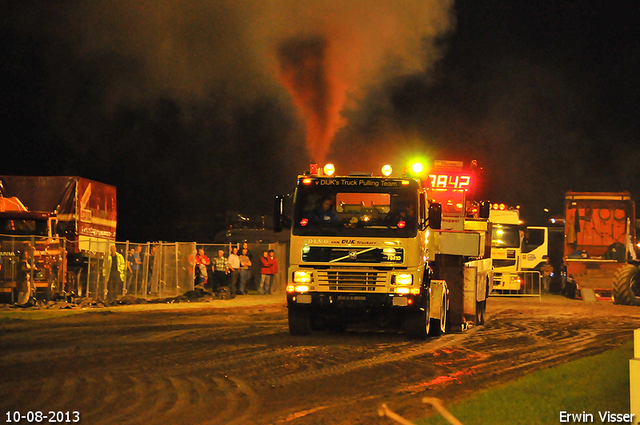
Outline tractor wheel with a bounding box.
[613,264,640,306]
[288,308,311,335]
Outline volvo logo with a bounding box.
[348,250,358,259]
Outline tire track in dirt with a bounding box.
[3,297,640,425]
[262,331,474,387]
[0,371,262,425]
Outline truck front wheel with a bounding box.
[428,294,447,336]
[288,308,312,335]
[404,307,431,339]
[476,300,486,325]
[613,264,640,306]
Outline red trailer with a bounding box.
[564,191,637,302]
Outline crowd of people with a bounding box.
[193,244,279,298]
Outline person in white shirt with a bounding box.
[227,247,240,298]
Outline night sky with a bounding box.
[1,1,639,242]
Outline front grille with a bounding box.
[316,269,388,292]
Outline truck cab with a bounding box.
[0,209,66,301]
[276,160,492,338]
[489,206,548,293]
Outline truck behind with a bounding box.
[0,176,116,301]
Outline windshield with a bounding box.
[491,224,521,248]
[0,218,49,236]
[292,179,418,237]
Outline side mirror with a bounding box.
[274,195,285,233]
[428,202,442,230]
[479,200,490,219]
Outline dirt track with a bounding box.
[1,295,639,425]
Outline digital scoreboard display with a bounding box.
[428,173,472,190]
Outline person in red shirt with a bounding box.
[259,251,270,294]
[265,249,278,294]
[194,248,211,289]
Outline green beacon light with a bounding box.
[411,162,424,174]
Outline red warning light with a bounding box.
[310,163,319,175]
[300,218,309,226]
[397,220,406,229]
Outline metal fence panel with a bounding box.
[490,271,542,299]
[1,236,288,303]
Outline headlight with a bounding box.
[394,287,421,295]
[286,284,310,293]
[293,270,312,283]
[394,273,413,285]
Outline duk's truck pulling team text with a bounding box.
[0,176,116,301]
[275,160,492,338]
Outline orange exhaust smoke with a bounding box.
[276,36,346,165]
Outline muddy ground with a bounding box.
[1,295,639,425]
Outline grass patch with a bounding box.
[417,341,634,425]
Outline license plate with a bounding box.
[337,295,366,301]
[296,294,312,304]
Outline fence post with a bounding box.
[631,328,640,425]
[175,242,180,297]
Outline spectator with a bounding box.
[228,247,240,298]
[103,245,125,301]
[187,247,196,279]
[194,248,210,289]
[258,249,278,295]
[147,246,156,295]
[241,242,254,261]
[238,248,252,295]
[126,248,135,295]
[267,249,278,294]
[259,251,271,295]
[541,259,553,294]
[241,242,256,290]
[212,249,229,291]
[16,250,36,306]
[134,245,143,290]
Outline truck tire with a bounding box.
[428,294,447,336]
[613,264,640,306]
[288,308,311,335]
[404,307,431,339]
[476,300,486,325]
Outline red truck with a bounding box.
[0,176,116,301]
[564,191,638,304]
